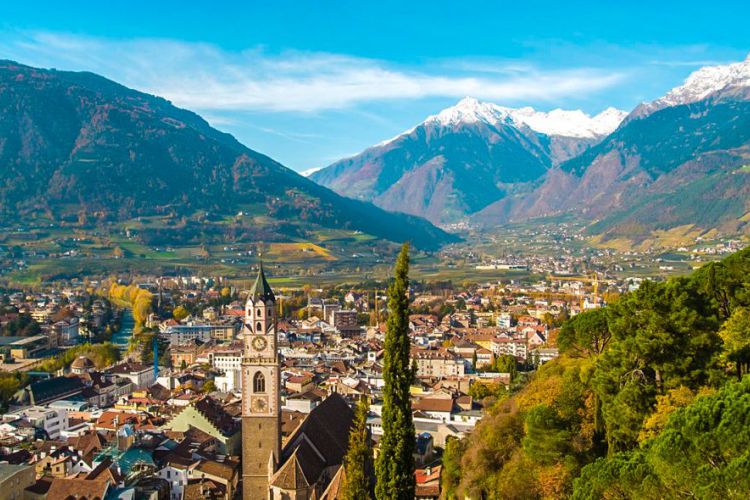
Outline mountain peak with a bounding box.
[421,97,625,139]
[646,54,750,112]
[427,97,515,127]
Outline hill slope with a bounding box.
[0,60,455,250]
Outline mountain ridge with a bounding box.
[0,60,456,250]
[313,54,750,245]
[310,97,623,224]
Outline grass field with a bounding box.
[267,242,336,261]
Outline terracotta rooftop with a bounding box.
[46,478,109,500]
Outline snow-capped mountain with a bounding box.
[385,97,626,144]
[300,166,323,177]
[475,52,750,245]
[637,53,750,116]
[310,97,618,224]
[510,106,627,139]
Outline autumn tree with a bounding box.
[172,305,190,321]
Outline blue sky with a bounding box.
[1,1,749,172]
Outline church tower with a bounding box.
[242,262,281,500]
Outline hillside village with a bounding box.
[0,267,632,499]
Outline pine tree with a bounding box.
[341,398,374,500]
[375,243,416,499]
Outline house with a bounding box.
[16,376,83,406]
[415,465,442,499]
[106,362,155,389]
[285,388,326,414]
[53,318,80,346]
[163,397,241,454]
[158,456,197,500]
[0,464,35,500]
[45,477,111,500]
[190,459,240,499]
[412,349,465,378]
[5,406,68,439]
[412,397,454,422]
[331,310,359,336]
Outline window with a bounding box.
[253,372,266,393]
[256,322,262,332]
[257,308,262,316]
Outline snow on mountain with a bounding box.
[300,166,323,177]
[425,96,518,128]
[511,106,628,139]
[380,97,626,146]
[643,52,750,113]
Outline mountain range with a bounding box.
[0,60,455,250]
[311,97,626,224]
[312,54,750,246]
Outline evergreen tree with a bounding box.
[375,243,416,499]
[342,398,374,500]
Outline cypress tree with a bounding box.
[375,242,416,499]
[342,398,374,500]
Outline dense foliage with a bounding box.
[443,246,750,498]
[109,283,153,327]
[36,342,120,373]
[0,312,41,337]
[376,243,416,499]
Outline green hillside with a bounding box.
[443,245,750,498]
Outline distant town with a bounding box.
[0,256,695,499]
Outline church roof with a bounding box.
[279,393,354,490]
[270,438,325,491]
[318,465,345,500]
[249,262,275,302]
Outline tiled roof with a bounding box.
[270,439,324,490]
[46,478,109,500]
[413,397,454,413]
[193,396,240,437]
[195,459,237,482]
[282,393,354,472]
[28,376,83,404]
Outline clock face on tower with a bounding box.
[251,396,268,413]
[252,335,267,351]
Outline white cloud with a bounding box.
[0,31,627,113]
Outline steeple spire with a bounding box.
[249,259,275,302]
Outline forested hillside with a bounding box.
[443,246,750,499]
[0,60,454,250]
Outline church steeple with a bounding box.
[242,260,281,500]
[249,261,275,303]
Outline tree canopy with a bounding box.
[442,246,750,498]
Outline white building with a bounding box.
[5,406,68,439]
[209,350,242,392]
[107,362,155,389]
